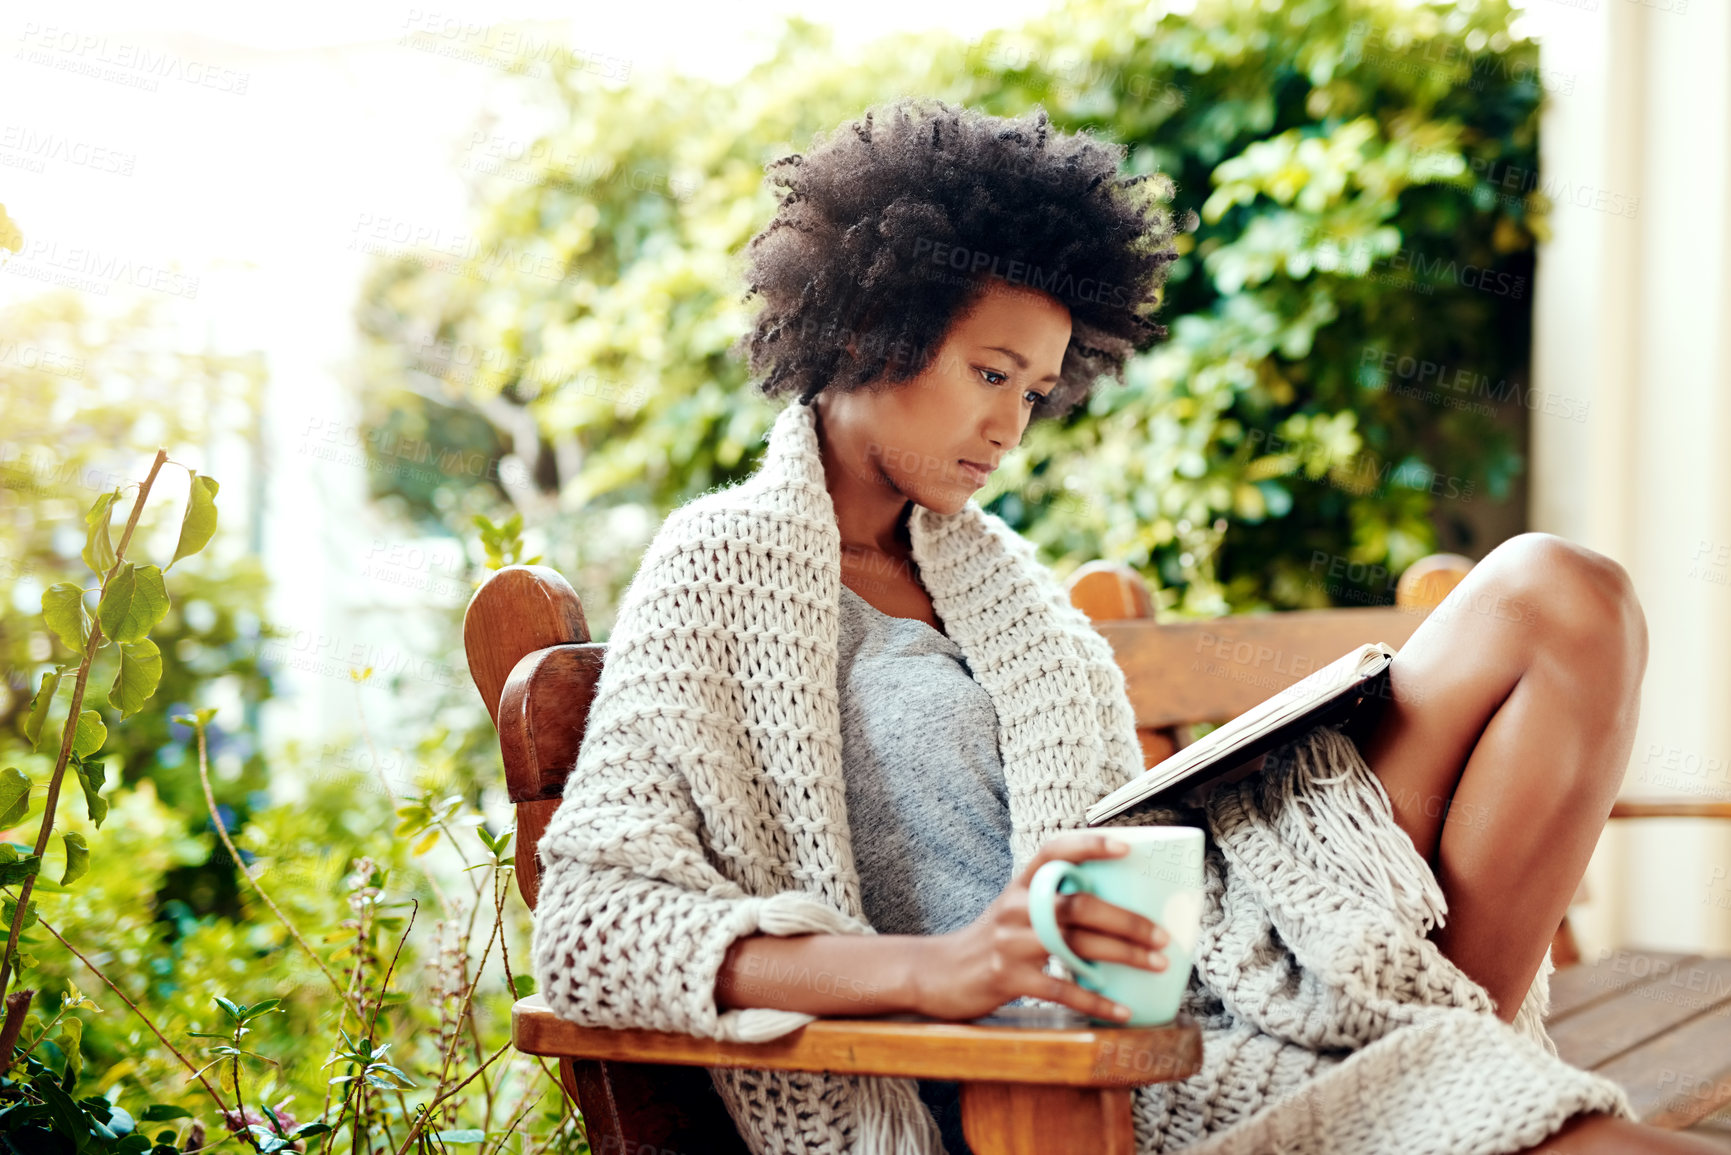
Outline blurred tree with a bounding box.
[355,0,1546,625]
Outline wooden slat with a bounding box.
[1595,1000,1731,1129]
[962,1084,1136,1155]
[498,643,605,803]
[513,798,560,910]
[513,996,1202,1087]
[1067,561,1156,622]
[1548,955,1731,1069]
[1098,609,1429,730]
[1546,950,1702,1023]
[1395,552,1475,610]
[462,565,590,728]
[1610,801,1731,821]
[571,1056,751,1155]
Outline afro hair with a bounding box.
[731,97,1188,421]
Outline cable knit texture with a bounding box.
[530,397,1636,1154]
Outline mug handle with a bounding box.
[1028,860,1105,985]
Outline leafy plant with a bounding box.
[1,454,575,1153]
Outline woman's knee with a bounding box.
[1482,532,1648,679]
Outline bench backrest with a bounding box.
[462,553,1474,908]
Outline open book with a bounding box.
[1086,641,1398,824]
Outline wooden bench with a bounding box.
[463,550,1731,1154]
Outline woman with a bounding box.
[531,99,1713,1154]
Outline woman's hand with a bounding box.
[913,832,1171,1022]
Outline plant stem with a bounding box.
[191,719,366,1023]
[430,896,502,1099]
[484,1074,542,1155]
[34,913,231,1114]
[370,900,416,1040]
[493,870,519,1009]
[231,1027,245,1146]
[389,1041,511,1155]
[0,449,169,1007]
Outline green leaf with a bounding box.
[141,1105,192,1122]
[60,832,88,887]
[169,473,219,570]
[0,768,31,829]
[23,669,63,750]
[292,1122,334,1139]
[510,973,536,998]
[71,760,107,829]
[96,563,170,644]
[432,1130,486,1144]
[23,669,62,750]
[30,1073,89,1151]
[4,897,38,931]
[71,711,106,761]
[58,1016,82,1086]
[140,1105,192,1122]
[109,638,163,719]
[171,707,218,731]
[42,584,90,654]
[213,995,241,1020]
[0,854,40,885]
[82,490,120,578]
[240,998,281,1021]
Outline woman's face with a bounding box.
[815,277,1072,526]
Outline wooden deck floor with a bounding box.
[1545,947,1731,1147]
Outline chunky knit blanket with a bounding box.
[530,398,1635,1155]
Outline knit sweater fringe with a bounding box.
[1125,723,1634,1153]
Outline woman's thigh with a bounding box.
[1351,532,1643,865]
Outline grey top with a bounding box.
[835,583,1014,1155]
[835,583,1015,937]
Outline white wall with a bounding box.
[1530,0,1731,956]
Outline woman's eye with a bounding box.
[977,367,1009,386]
[1024,390,1045,407]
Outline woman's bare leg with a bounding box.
[1338,546,1713,1155]
[1352,531,1649,1022]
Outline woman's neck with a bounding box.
[814,402,917,557]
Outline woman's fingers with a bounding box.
[1016,832,1129,885]
[1058,926,1168,972]
[1055,891,1169,951]
[1040,971,1137,1022]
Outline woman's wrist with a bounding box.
[901,932,950,1018]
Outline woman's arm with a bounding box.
[531,514,877,1042]
[716,932,927,1016]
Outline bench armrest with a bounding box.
[512,996,1202,1087]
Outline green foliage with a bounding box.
[95,565,171,647]
[474,513,540,571]
[0,290,274,816]
[0,771,30,830]
[168,476,218,572]
[357,0,1543,627]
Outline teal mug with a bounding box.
[1028,826,1205,1026]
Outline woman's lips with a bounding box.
[958,460,993,487]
